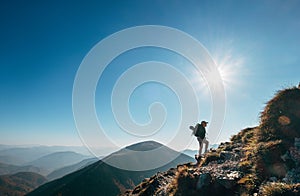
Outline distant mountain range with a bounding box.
[0,145,99,165]
[28,141,194,196]
[0,144,114,195]
[182,144,219,157]
[26,151,90,175]
[0,162,46,176]
[0,151,92,178]
[0,154,99,195]
[0,146,60,165]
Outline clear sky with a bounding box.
[1,0,300,151]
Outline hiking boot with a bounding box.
[195,154,202,161]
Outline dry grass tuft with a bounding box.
[259,87,300,142]
[259,182,300,196]
[167,165,198,196]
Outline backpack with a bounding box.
[195,123,206,139]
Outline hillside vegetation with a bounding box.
[124,86,300,196]
[0,172,47,196]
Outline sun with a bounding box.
[185,44,245,97]
[212,50,245,91]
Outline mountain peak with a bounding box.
[125,140,163,151]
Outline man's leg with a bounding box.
[197,137,203,156]
[203,138,209,153]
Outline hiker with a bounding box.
[190,121,209,157]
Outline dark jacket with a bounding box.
[195,124,206,139]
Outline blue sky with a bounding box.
[1,0,300,151]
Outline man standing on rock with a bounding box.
[190,121,209,158]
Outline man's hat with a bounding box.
[201,121,208,124]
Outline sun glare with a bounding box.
[188,50,244,96]
[213,50,245,91]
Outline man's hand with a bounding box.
[189,126,194,130]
